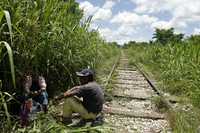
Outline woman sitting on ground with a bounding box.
[21,74,48,126]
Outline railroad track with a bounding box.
[103,53,172,133]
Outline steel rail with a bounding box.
[134,63,172,109]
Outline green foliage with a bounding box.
[123,41,148,49]
[15,113,113,133]
[0,41,16,130]
[126,33,200,131]
[127,42,200,98]
[0,41,16,88]
[152,96,169,113]
[153,28,184,45]
[0,0,120,132]
[0,9,15,88]
[186,34,200,45]
[0,10,16,130]
[0,0,118,96]
[168,108,200,133]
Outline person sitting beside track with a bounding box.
[20,74,48,127]
[55,68,104,127]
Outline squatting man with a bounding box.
[55,69,104,126]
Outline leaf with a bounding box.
[3,10,13,46]
[0,91,11,127]
[0,41,16,88]
[0,11,4,23]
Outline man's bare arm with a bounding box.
[64,86,80,97]
[54,86,80,100]
[69,85,81,92]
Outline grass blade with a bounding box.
[0,41,16,88]
[0,11,4,23]
[3,10,13,46]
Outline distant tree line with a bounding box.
[123,27,200,48]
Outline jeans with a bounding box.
[33,91,48,105]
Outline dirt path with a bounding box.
[104,54,171,133]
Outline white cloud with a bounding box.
[193,28,200,35]
[132,0,168,14]
[131,0,200,15]
[99,25,149,45]
[99,27,127,44]
[151,19,187,30]
[151,21,171,29]
[93,0,117,20]
[93,8,112,20]
[80,0,200,44]
[131,0,200,30]
[79,1,99,17]
[102,1,116,9]
[80,0,152,44]
[80,1,117,21]
[98,11,157,44]
[111,11,158,26]
[117,25,136,36]
[99,27,116,42]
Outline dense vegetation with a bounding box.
[0,0,119,132]
[1,0,200,132]
[125,28,200,132]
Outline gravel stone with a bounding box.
[104,56,171,133]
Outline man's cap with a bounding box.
[76,69,94,77]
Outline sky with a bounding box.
[76,0,200,45]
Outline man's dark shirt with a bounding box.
[74,81,104,114]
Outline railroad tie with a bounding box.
[104,55,172,133]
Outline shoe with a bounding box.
[91,115,104,127]
[71,119,89,127]
[62,117,72,125]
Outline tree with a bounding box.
[123,41,137,48]
[186,35,200,45]
[153,28,184,45]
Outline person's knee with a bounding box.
[64,97,75,105]
[82,113,96,120]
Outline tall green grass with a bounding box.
[0,0,120,132]
[0,0,119,95]
[0,9,16,130]
[127,43,200,102]
[126,41,200,132]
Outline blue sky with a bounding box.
[76,0,200,44]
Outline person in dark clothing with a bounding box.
[20,75,33,127]
[55,69,104,126]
